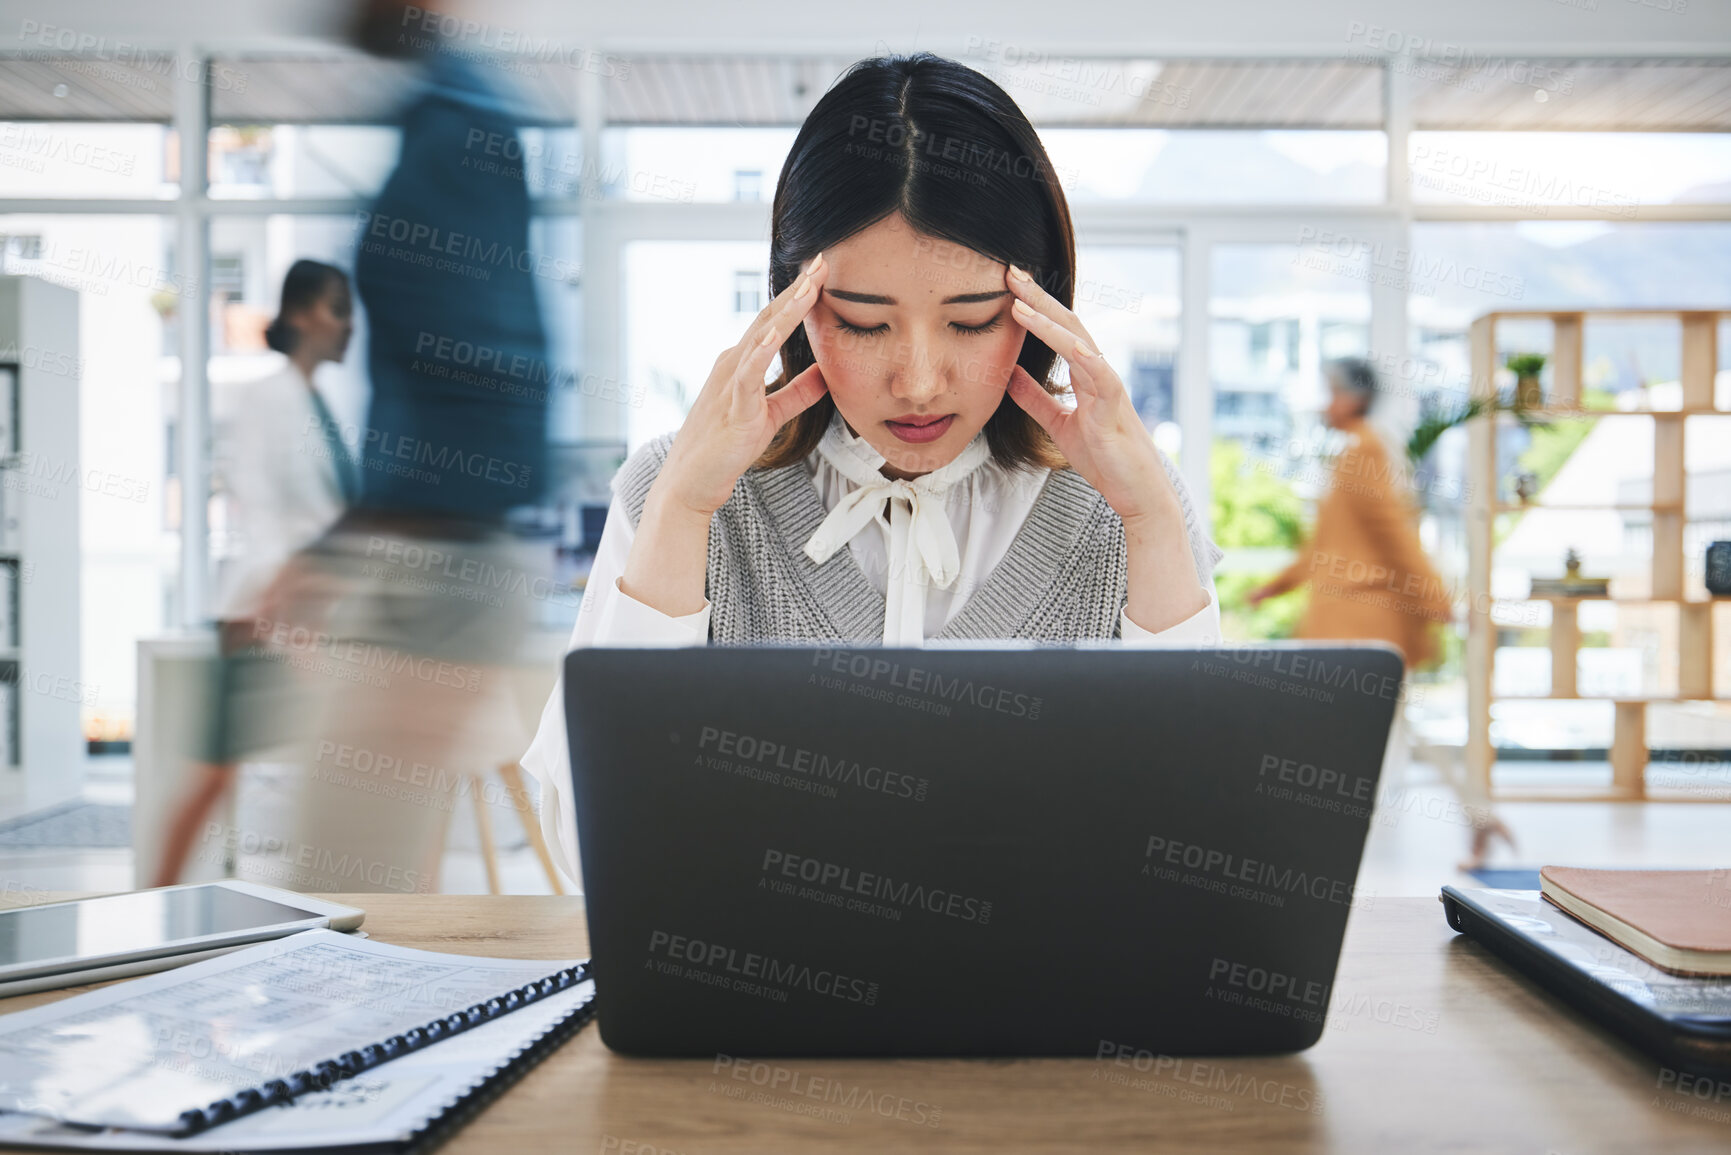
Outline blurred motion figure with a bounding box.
[152,260,356,886]
[1247,357,1513,868]
[230,0,556,893]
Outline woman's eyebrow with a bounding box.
[826,288,1010,305]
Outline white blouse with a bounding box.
[211,364,349,620]
[520,418,1222,889]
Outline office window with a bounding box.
[625,241,770,448]
[1072,245,1181,437]
[207,125,401,200]
[733,169,764,201]
[1409,132,1731,210]
[1210,242,1371,461]
[209,254,246,303]
[0,122,177,198]
[732,270,763,314]
[602,126,1389,206]
[602,128,795,202]
[1042,130,1387,204]
[1407,222,1731,409]
[1208,240,1374,644]
[209,126,272,189]
[205,123,583,201]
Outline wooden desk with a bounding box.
[6,896,1727,1153]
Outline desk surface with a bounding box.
[6,895,1727,1154]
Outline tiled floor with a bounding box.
[0,759,1724,901]
[1359,772,1731,896]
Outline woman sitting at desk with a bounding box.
[521,53,1223,885]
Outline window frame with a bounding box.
[2,49,1727,627]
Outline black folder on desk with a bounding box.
[1441,886,1731,1077]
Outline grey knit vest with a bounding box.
[612,433,1222,644]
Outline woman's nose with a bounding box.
[888,340,944,402]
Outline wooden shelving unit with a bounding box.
[1466,308,1729,802]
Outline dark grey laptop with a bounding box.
[563,643,1403,1057]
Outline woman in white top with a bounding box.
[152,259,357,885]
[214,264,359,621]
[522,54,1223,889]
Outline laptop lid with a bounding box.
[564,644,1402,1057]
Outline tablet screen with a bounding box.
[0,888,321,970]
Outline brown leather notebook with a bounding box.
[1539,866,1731,976]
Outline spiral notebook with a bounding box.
[0,929,596,1148]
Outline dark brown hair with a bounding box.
[265,259,348,355]
[757,53,1075,473]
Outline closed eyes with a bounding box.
[834,316,1004,337]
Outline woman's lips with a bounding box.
[884,414,955,444]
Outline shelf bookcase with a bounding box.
[0,276,83,808]
[1466,308,1729,803]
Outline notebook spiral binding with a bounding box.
[176,961,593,1135]
[404,979,601,1155]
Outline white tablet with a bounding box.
[0,881,366,996]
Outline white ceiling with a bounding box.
[3,0,1730,128]
[1411,60,1731,131]
[600,58,1386,128]
[5,51,1730,132]
[7,0,1730,55]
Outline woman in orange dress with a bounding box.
[1248,357,1513,868]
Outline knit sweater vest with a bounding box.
[611,432,1223,644]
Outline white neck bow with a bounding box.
[802,416,992,645]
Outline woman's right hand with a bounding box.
[648,252,832,519]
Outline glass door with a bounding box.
[1187,219,1404,641]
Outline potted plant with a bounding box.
[1506,352,1547,411]
[1405,387,1549,466]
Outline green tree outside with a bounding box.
[1210,439,1309,641]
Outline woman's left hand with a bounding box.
[1001,264,1182,534]
[1004,262,1210,633]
